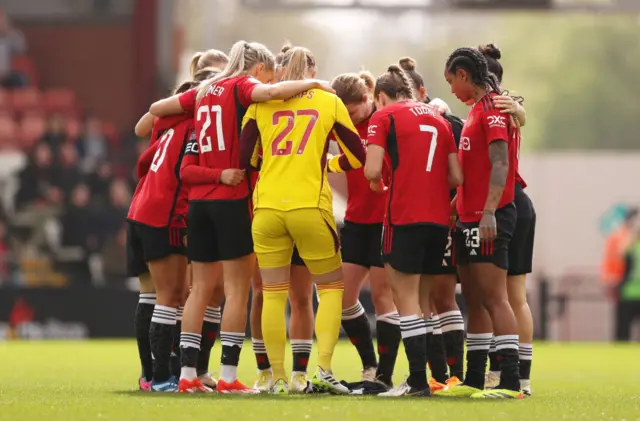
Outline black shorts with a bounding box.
[291,246,305,266]
[126,220,186,277]
[433,230,457,275]
[382,223,449,275]
[455,202,517,270]
[508,185,536,276]
[341,221,384,268]
[187,198,253,263]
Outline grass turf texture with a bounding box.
[1,341,638,421]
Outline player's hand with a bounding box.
[479,210,497,241]
[220,169,245,186]
[313,80,336,94]
[494,95,518,114]
[370,180,387,193]
[449,210,458,230]
[429,98,451,115]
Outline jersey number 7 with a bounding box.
[271,109,319,156]
[197,105,225,153]
[419,124,438,172]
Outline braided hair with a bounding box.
[445,47,501,94]
[374,64,415,101]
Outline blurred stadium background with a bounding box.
[0,0,639,342]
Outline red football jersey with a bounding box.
[367,101,457,226]
[456,93,517,222]
[127,118,194,227]
[342,112,387,224]
[179,76,259,201]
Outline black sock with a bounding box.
[197,307,221,376]
[489,336,501,372]
[220,332,244,377]
[426,316,448,384]
[495,335,520,391]
[291,339,313,373]
[342,302,378,369]
[464,333,492,390]
[375,312,401,385]
[150,305,177,382]
[439,310,465,380]
[519,343,533,381]
[170,307,182,378]
[400,315,428,391]
[180,333,201,368]
[251,338,271,370]
[135,293,155,380]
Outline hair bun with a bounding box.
[399,57,416,71]
[280,42,292,54]
[479,44,501,60]
[387,64,403,74]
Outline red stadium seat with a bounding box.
[43,88,78,115]
[19,114,46,150]
[11,87,42,114]
[65,118,81,140]
[102,121,120,146]
[11,55,39,87]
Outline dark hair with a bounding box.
[478,44,503,83]
[173,67,220,95]
[626,207,639,223]
[399,57,424,90]
[445,47,500,94]
[374,65,415,100]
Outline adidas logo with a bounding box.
[470,249,477,256]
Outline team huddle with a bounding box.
[127,40,535,399]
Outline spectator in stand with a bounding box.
[601,207,638,298]
[60,183,99,253]
[0,9,28,88]
[87,161,114,205]
[42,113,69,154]
[52,141,83,199]
[99,178,130,242]
[0,217,9,284]
[100,223,129,283]
[618,217,640,341]
[77,115,108,174]
[15,142,62,209]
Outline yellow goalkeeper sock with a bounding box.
[261,282,289,381]
[315,281,344,372]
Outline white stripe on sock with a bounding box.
[151,305,177,325]
[376,312,400,326]
[495,334,519,351]
[342,301,365,320]
[400,315,427,339]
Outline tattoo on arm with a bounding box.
[484,140,509,210]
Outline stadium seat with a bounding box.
[10,87,42,114]
[11,55,38,87]
[19,114,46,150]
[102,121,120,146]
[43,88,78,115]
[65,117,81,140]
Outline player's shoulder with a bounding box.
[474,93,501,113]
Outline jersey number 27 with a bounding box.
[197,105,225,153]
[271,109,319,156]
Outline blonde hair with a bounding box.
[189,49,229,78]
[174,66,221,95]
[196,41,275,101]
[279,46,316,81]
[331,71,374,104]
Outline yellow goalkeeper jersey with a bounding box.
[239,88,365,213]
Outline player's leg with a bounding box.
[292,209,349,394]
[378,225,433,397]
[369,265,400,388]
[425,297,448,392]
[288,254,314,393]
[196,263,222,388]
[432,273,465,385]
[127,222,154,391]
[340,222,378,379]
[178,203,219,393]
[468,205,522,399]
[252,209,292,393]
[170,266,190,379]
[250,266,275,392]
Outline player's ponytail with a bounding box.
[280,46,316,81]
[358,71,375,94]
[374,64,415,100]
[399,56,425,96]
[189,52,204,78]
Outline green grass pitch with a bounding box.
[1,341,638,421]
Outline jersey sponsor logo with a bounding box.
[487,115,507,128]
[460,136,471,151]
[185,141,199,155]
[368,125,377,136]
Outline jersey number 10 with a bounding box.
[419,124,438,172]
[150,128,175,172]
[271,109,319,156]
[197,105,225,153]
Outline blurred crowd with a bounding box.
[0,8,140,288]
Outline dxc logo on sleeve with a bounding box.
[487,115,506,128]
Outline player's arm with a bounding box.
[327,98,366,173]
[483,110,510,213]
[493,95,526,127]
[363,112,389,183]
[250,79,334,102]
[150,88,196,116]
[136,141,158,179]
[135,113,155,138]
[446,128,463,188]
[239,104,261,170]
